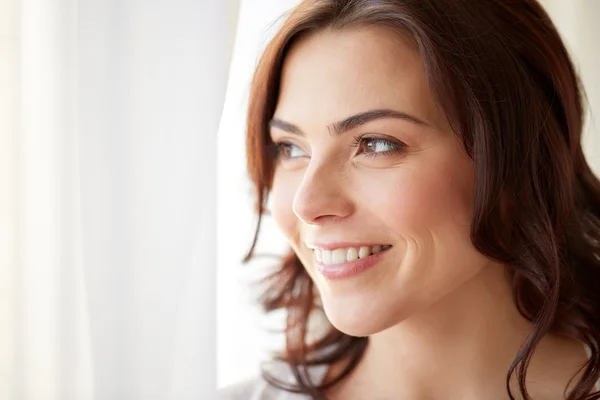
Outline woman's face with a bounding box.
[269,26,489,336]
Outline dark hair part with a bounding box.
[244,0,600,398]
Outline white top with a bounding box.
[217,362,328,400]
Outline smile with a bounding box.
[310,244,392,280]
[313,244,392,265]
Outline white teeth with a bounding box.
[314,249,322,263]
[332,248,346,264]
[347,247,358,262]
[322,249,332,265]
[315,245,390,265]
[358,246,370,259]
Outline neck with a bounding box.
[325,265,587,399]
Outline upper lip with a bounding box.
[305,241,391,250]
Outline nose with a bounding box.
[292,161,354,224]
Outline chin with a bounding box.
[320,294,402,337]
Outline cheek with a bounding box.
[269,171,300,243]
[360,157,474,236]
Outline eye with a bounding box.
[352,136,405,157]
[271,141,308,160]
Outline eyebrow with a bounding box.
[269,109,428,137]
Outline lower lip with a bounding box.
[315,248,391,280]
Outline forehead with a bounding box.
[274,26,443,129]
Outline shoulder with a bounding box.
[217,362,328,400]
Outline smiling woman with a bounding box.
[219,0,600,399]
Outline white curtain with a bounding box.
[1,0,237,399]
[216,0,600,389]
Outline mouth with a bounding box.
[313,244,392,265]
[310,244,392,280]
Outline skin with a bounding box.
[268,26,588,399]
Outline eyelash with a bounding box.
[268,135,406,160]
[268,142,300,160]
[349,135,406,158]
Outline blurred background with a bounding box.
[1,0,598,399]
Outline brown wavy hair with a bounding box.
[243,0,600,398]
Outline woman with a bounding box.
[220,0,600,398]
